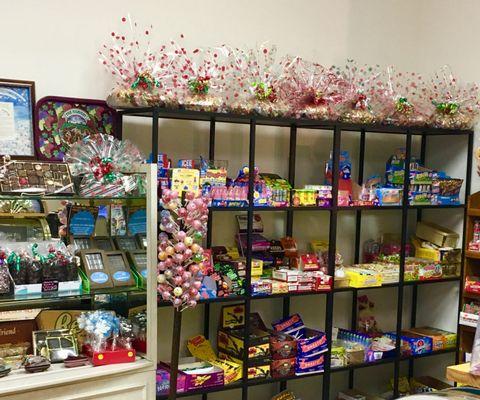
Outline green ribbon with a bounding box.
[395,97,414,114]
[432,100,459,115]
[31,243,55,264]
[251,82,276,102]
[7,252,21,272]
[131,72,159,90]
[188,77,210,95]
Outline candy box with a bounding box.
[217,305,270,360]
[271,280,289,294]
[385,331,432,356]
[418,260,442,280]
[294,253,319,271]
[218,351,270,380]
[280,237,298,258]
[270,332,297,360]
[157,358,224,394]
[296,283,314,292]
[345,267,382,288]
[297,329,328,358]
[271,357,296,378]
[268,240,285,266]
[376,188,402,206]
[295,354,324,375]
[292,189,317,207]
[404,327,456,351]
[416,221,459,248]
[272,268,299,283]
[465,276,480,295]
[272,314,306,338]
[251,279,272,297]
[312,273,333,291]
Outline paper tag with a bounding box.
[42,280,59,292]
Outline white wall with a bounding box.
[2,0,478,399]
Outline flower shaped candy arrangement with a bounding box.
[100,17,480,129]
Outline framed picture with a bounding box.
[92,236,115,251]
[0,79,35,158]
[105,251,135,287]
[113,236,139,251]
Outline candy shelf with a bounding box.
[119,107,473,400]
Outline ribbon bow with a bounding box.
[354,93,369,110]
[188,76,211,95]
[89,156,118,184]
[395,97,414,114]
[131,72,159,91]
[432,100,459,115]
[7,252,21,271]
[251,82,277,102]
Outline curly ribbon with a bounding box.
[131,72,159,91]
[188,76,210,95]
[7,252,21,271]
[395,97,414,114]
[32,243,55,263]
[312,90,327,106]
[90,156,117,183]
[432,100,459,115]
[251,82,277,102]
[353,93,369,110]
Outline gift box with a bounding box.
[156,358,224,395]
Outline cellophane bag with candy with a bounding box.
[7,249,28,286]
[428,66,480,130]
[99,16,177,109]
[167,37,229,112]
[0,249,10,294]
[375,67,430,126]
[334,60,381,124]
[225,44,290,117]
[284,57,347,120]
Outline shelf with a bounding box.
[466,251,480,259]
[119,107,474,136]
[468,209,480,217]
[0,195,146,202]
[0,357,154,396]
[0,287,146,310]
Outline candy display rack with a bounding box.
[0,164,158,400]
[117,107,473,400]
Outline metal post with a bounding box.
[323,126,341,400]
[168,309,183,400]
[393,132,412,397]
[242,119,256,400]
[152,108,159,164]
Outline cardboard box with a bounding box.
[272,269,299,283]
[0,319,36,352]
[404,327,456,351]
[270,332,297,360]
[386,331,432,356]
[416,221,459,248]
[35,310,85,345]
[218,350,270,380]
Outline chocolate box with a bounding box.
[270,332,297,360]
[271,357,296,379]
[295,354,324,375]
[297,328,328,358]
[218,350,271,380]
[0,319,36,353]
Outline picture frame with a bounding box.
[113,236,140,252]
[0,79,36,158]
[105,251,135,287]
[91,236,115,251]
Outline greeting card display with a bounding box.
[35,96,118,162]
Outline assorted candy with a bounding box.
[100,18,480,129]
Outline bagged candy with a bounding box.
[0,250,11,294]
[428,66,480,129]
[7,250,27,286]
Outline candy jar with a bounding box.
[225,44,290,117]
[428,66,480,130]
[284,57,346,120]
[374,67,429,126]
[334,60,381,124]
[99,16,176,109]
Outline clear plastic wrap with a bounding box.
[99,15,176,109]
[225,43,290,117]
[65,134,144,197]
[283,57,347,120]
[375,67,430,126]
[428,66,480,129]
[334,60,381,124]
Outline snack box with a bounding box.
[272,269,299,283]
[156,358,224,395]
[187,335,242,384]
[344,267,382,288]
[416,221,459,248]
[292,189,317,207]
[313,273,332,291]
[376,188,402,206]
[250,279,272,297]
[459,312,478,328]
[270,332,297,360]
[218,350,270,380]
[465,276,480,295]
[271,357,296,379]
[295,354,324,375]
[293,253,320,271]
[297,329,328,358]
[404,327,456,351]
[271,280,289,294]
[385,331,432,356]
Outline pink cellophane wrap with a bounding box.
[428,66,480,129]
[283,57,347,120]
[99,15,177,109]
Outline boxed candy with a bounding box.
[271,357,296,379]
[217,351,270,380]
[404,327,456,351]
[385,331,433,356]
[295,354,325,375]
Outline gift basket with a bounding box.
[334,60,381,124]
[99,16,176,109]
[225,44,290,117]
[375,67,430,126]
[77,310,136,366]
[428,66,480,129]
[65,134,145,197]
[167,38,230,112]
[284,57,347,120]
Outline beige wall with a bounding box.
[1,0,478,398]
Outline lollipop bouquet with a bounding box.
[77,310,136,366]
[285,58,347,120]
[65,134,144,197]
[374,67,430,126]
[226,44,290,117]
[335,60,381,124]
[99,16,176,108]
[157,189,209,311]
[428,66,480,129]
[168,38,229,112]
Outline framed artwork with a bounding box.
[35,96,119,162]
[0,79,35,158]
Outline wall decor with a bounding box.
[0,79,35,158]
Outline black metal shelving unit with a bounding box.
[118,107,474,400]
